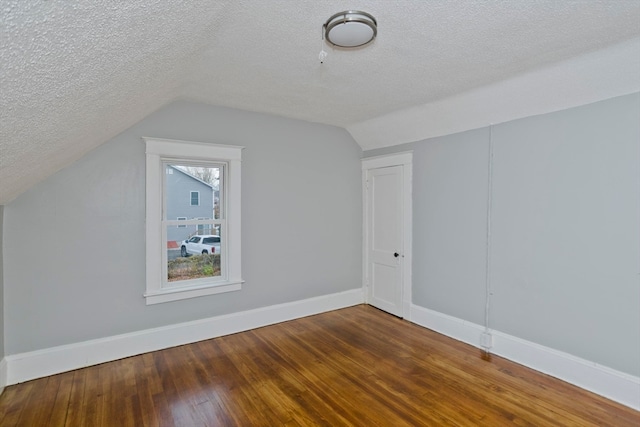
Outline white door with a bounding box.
[364,153,411,318]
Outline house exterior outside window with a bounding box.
[165,166,213,243]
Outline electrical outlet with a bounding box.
[481,332,493,348]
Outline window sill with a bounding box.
[144,280,243,305]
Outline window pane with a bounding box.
[167,225,222,282]
[165,164,220,221]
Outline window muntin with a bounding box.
[144,137,243,304]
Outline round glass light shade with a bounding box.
[324,11,377,48]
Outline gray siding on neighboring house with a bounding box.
[3,101,362,354]
[364,92,640,377]
[165,166,215,243]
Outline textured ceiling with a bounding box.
[1,1,640,204]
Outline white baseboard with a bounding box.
[6,293,637,411]
[0,358,7,396]
[5,288,364,385]
[410,304,640,411]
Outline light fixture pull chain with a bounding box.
[319,25,328,64]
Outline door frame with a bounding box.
[362,152,413,319]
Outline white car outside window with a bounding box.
[181,235,221,256]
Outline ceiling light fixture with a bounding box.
[323,10,377,48]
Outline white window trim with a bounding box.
[190,191,200,206]
[143,137,244,305]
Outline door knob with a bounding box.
[394,252,400,258]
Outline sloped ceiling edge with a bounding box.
[348,38,640,151]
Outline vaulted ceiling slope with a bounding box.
[1,1,639,204]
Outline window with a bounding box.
[190,191,200,206]
[144,137,243,304]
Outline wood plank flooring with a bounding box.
[0,305,637,426]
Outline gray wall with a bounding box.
[0,205,4,359]
[365,93,640,377]
[3,101,363,354]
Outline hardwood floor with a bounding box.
[0,305,637,426]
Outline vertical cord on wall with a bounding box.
[483,124,495,355]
